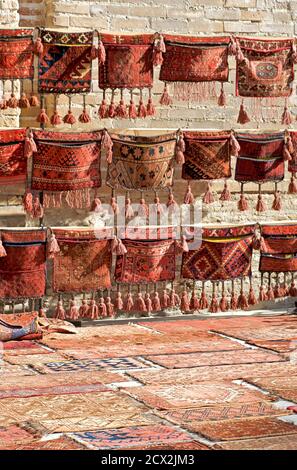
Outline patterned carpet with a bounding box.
[1,315,297,450]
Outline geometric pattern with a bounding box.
[236,37,294,98]
[0,29,34,80]
[38,30,93,93]
[0,129,27,185]
[260,224,297,273]
[216,435,297,450]
[182,131,232,180]
[106,132,177,190]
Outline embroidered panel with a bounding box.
[0,129,27,185]
[0,29,34,80]
[260,224,297,273]
[38,30,94,94]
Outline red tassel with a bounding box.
[274,284,283,299]
[34,37,43,56]
[175,132,185,165]
[29,95,39,107]
[145,293,153,315]
[199,285,209,309]
[50,110,62,126]
[281,102,293,125]
[91,197,102,213]
[167,191,178,213]
[288,174,297,194]
[153,34,166,66]
[111,196,119,214]
[37,108,49,124]
[7,93,18,108]
[0,98,7,110]
[128,96,137,119]
[209,286,219,313]
[90,45,98,60]
[79,299,89,318]
[68,299,79,321]
[98,40,106,65]
[286,135,294,154]
[135,293,147,312]
[152,292,161,311]
[32,196,44,219]
[238,193,249,211]
[184,182,194,204]
[98,297,107,318]
[138,197,149,218]
[230,291,238,310]
[237,100,250,124]
[106,297,115,318]
[248,285,257,306]
[203,183,214,204]
[160,83,172,106]
[256,194,267,212]
[272,191,282,210]
[179,235,189,253]
[238,289,249,310]
[154,195,163,215]
[98,93,108,119]
[63,110,76,125]
[219,291,229,312]
[259,285,267,302]
[218,83,226,106]
[47,232,60,258]
[266,285,275,301]
[102,129,113,164]
[124,292,134,312]
[79,108,91,123]
[18,93,30,108]
[283,146,292,161]
[169,288,180,308]
[24,131,37,158]
[138,96,147,118]
[181,290,190,312]
[230,133,240,157]
[116,96,128,118]
[125,197,134,219]
[0,238,7,258]
[23,190,33,215]
[160,290,170,309]
[88,299,99,320]
[108,97,116,118]
[289,281,297,297]
[115,291,123,311]
[112,237,127,255]
[190,290,200,310]
[220,181,231,201]
[54,300,65,320]
[146,96,156,116]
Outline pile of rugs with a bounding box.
[0,315,297,450]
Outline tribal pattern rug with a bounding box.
[246,339,297,353]
[235,37,295,98]
[114,239,177,283]
[182,131,232,180]
[186,417,297,441]
[5,352,69,366]
[70,424,193,450]
[156,402,291,424]
[0,229,47,299]
[246,375,297,392]
[52,228,112,293]
[235,132,285,183]
[1,436,86,450]
[260,224,297,274]
[38,30,94,94]
[0,424,38,447]
[106,132,177,190]
[0,29,34,80]
[212,325,297,341]
[145,349,283,369]
[124,441,210,450]
[0,129,28,185]
[216,435,297,450]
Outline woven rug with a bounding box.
[212,325,297,342]
[0,424,38,447]
[70,424,193,450]
[145,349,283,369]
[128,362,297,385]
[247,375,297,391]
[182,131,232,180]
[0,391,147,427]
[52,228,112,293]
[0,230,47,299]
[31,357,151,374]
[1,436,86,451]
[186,417,297,441]
[156,401,291,424]
[216,434,297,450]
[271,389,297,402]
[246,339,297,353]
[26,412,159,434]
[0,364,37,378]
[125,441,210,450]
[5,352,69,366]
[0,129,28,185]
[106,132,177,190]
[0,29,34,80]
[3,347,51,358]
[0,382,108,400]
[3,340,40,350]
[126,383,267,410]
[260,224,297,274]
[38,30,93,94]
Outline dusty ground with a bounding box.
[1,314,297,450]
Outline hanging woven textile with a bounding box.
[0,28,37,112]
[181,130,238,204]
[49,228,114,320]
[235,132,288,211]
[0,128,29,185]
[105,131,182,216]
[0,229,47,299]
[233,36,296,124]
[23,130,103,218]
[159,35,231,105]
[98,33,162,119]
[181,224,257,313]
[37,29,96,124]
[114,230,188,314]
[288,131,297,194]
[259,224,297,300]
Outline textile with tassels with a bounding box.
[0,129,29,185]
[159,35,230,103]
